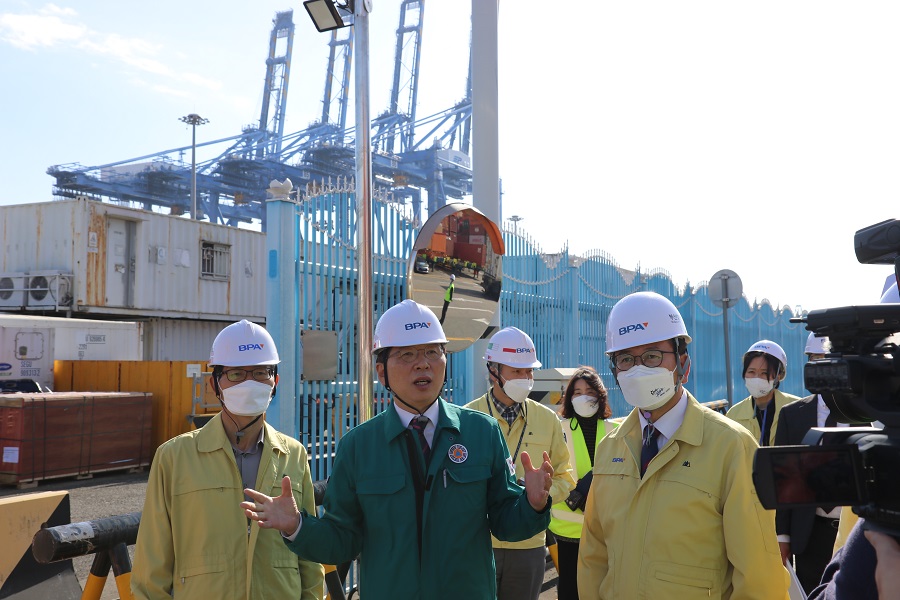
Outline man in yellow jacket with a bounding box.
[578,292,789,600]
[131,321,324,600]
[466,326,575,600]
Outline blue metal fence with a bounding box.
[271,190,809,481]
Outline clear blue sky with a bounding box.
[1,1,897,312]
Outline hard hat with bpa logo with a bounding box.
[743,340,787,371]
[804,332,830,355]
[373,299,448,352]
[209,319,280,366]
[483,327,542,368]
[605,291,691,354]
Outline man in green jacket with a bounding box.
[242,300,554,600]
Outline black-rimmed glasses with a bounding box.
[222,367,275,383]
[610,350,676,371]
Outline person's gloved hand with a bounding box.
[564,472,593,512]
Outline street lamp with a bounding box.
[179,113,209,220]
[304,0,374,423]
[509,214,524,233]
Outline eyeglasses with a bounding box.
[611,350,676,371]
[390,346,446,364]
[222,367,275,383]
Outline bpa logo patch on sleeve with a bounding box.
[506,456,516,477]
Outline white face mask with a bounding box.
[617,365,677,411]
[572,395,600,418]
[745,377,775,399]
[221,380,274,416]
[502,378,533,404]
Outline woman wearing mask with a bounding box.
[726,340,802,446]
[549,366,617,600]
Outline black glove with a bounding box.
[564,472,593,512]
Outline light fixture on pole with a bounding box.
[179,113,209,220]
[304,0,374,423]
[303,0,352,32]
[509,214,524,233]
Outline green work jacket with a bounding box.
[285,398,550,600]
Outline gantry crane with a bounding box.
[47,2,474,230]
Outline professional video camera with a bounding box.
[753,218,900,537]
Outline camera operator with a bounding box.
[804,278,900,599]
[807,519,894,600]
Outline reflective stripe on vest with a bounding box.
[549,418,612,539]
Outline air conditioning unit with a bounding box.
[24,271,73,310]
[0,274,26,309]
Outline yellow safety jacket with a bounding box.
[726,389,801,446]
[549,417,618,540]
[131,413,324,600]
[578,392,789,600]
[465,393,575,549]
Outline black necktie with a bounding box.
[825,411,838,428]
[641,425,661,478]
[409,416,431,465]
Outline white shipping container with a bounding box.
[0,198,265,320]
[0,314,143,390]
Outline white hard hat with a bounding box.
[880,282,899,303]
[483,326,542,368]
[209,320,280,366]
[605,292,691,354]
[373,299,448,352]
[450,274,456,281]
[804,332,830,355]
[744,340,787,370]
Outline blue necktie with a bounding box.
[641,425,660,478]
[409,416,431,464]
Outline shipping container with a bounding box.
[0,197,265,320]
[0,314,143,390]
[0,391,152,487]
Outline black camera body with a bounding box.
[753,219,900,536]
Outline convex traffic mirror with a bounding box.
[407,203,505,354]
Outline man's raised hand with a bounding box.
[521,450,553,511]
[241,475,301,536]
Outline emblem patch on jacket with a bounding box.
[448,444,468,464]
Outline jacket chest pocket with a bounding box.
[356,474,406,548]
[444,464,491,513]
[522,429,551,453]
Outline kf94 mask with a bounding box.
[617,365,676,411]
[221,380,274,416]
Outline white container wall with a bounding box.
[142,317,237,361]
[0,314,143,390]
[0,198,265,320]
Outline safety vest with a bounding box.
[548,418,616,540]
[444,283,454,302]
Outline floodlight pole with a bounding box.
[355,0,374,424]
[179,113,209,220]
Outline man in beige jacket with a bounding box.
[466,326,574,600]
